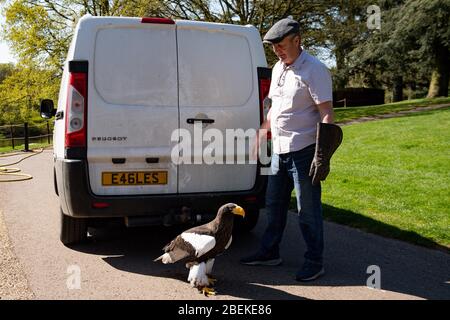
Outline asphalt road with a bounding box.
[1,149,449,300]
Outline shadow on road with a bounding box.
[69,223,304,299]
[68,210,450,300]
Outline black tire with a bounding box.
[233,209,260,233]
[60,209,88,245]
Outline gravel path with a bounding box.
[0,209,34,300]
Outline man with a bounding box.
[241,17,342,282]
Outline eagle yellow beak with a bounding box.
[232,206,245,217]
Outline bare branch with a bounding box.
[41,1,73,22]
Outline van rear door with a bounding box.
[86,19,178,196]
[176,22,261,193]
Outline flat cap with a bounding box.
[263,17,300,44]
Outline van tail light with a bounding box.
[257,67,272,140]
[65,61,88,156]
[92,202,110,209]
[244,196,258,203]
[141,17,175,24]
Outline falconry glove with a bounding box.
[309,123,343,186]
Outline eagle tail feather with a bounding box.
[154,253,173,264]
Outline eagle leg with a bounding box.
[207,276,217,285]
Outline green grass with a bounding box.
[0,142,52,154]
[293,108,450,250]
[335,97,450,123]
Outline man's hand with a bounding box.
[251,106,272,161]
[250,128,269,161]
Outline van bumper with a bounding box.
[56,159,267,219]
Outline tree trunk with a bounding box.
[393,75,403,102]
[408,81,416,100]
[334,50,348,90]
[427,44,449,98]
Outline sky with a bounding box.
[0,3,16,64]
[0,41,15,64]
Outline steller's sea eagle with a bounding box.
[154,203,245,296]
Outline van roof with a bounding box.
[76,14,257,32]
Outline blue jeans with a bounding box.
[261,144,324,265]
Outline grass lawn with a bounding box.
[334,97,450,123]
[0,143,51,154]
[301,107,449,250]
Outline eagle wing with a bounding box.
[180,232,216,258]
[154,225,216,264]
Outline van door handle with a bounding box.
[146,157,159,164]
[112,158,126,164]
[186,118,215,124]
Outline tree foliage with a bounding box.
[344,0,449,99]
[0,62,59,124]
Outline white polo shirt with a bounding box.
[268,49,332,154]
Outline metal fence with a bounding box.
[0,122,53,151]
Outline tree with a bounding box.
[343,0,450,99]
[390,0,450,98]
[0,61,60,124]
[320,0,370,90]
[343,2,411,101]
[152,1,331,65]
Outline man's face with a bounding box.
[272,34,301,65]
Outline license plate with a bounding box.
[102,171,168,186]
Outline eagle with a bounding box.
[154,203,245,296]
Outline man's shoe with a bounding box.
[240,252,282,266]
[296,262,325,282]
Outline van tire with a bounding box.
[234,209,259,233]
[60,209,88,245]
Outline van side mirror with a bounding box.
[40,99,56,119]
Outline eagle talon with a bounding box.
[199,287,216,297]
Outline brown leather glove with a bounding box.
[309,123,343,186]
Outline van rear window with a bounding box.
[94,27,177,107]
[178,29,253,107]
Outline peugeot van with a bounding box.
[41,15,271,245]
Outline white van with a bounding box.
[41,15,271,245]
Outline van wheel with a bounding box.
[60,209,87,245]
[233,209,259,233]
